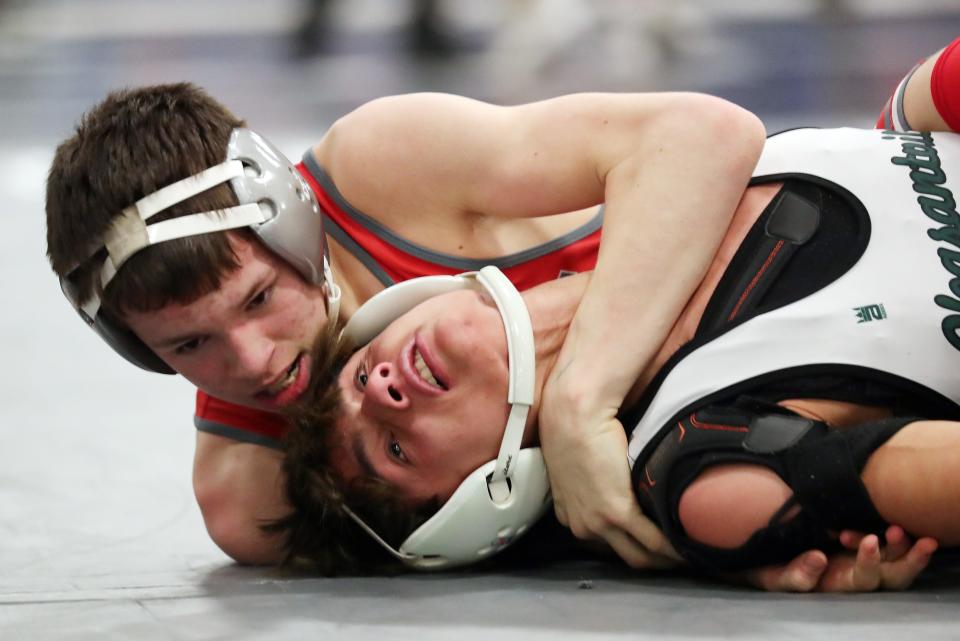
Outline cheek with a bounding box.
[460,395,511,454]
[178,361,237,399]
[274,289,325,335]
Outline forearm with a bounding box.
[551,96,766,411]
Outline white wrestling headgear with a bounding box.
[59,128,341,374]
[339,266,552,570]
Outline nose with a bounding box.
[362,361,410,411]
[224,323,274,381]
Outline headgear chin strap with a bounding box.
[59,128,341,373]
[340,266,552,570]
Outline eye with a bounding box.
[174,337,205,355]
[388,439,407,463]
[247,286,272,310]
[354,360,369,390]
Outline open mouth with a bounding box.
[265,357,301,395]
[256,352,310,406]
[413,345,447,390]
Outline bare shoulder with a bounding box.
[305,91,759,231]
[309,94,502,219]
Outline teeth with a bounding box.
[266,361,299,395]
[413,348,442,388]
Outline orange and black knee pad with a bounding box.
[633,401,915,572]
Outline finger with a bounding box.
[620,511,683,562]
[881,537,939,591]
[850,534,882,590]
[753,551,827,592]
[838,530,866,550]
[604,528,679,570]
[881,525,911,561]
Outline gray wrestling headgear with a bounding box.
[59,128,341,374]
[339,266,552,570]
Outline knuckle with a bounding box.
[624,552,651,570]
[568,522,592,540]
[552,506,568,525]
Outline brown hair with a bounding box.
[266,327,440,575]
[46,83,247,318]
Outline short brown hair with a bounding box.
[267,328,440,575]
[46,82,247,318]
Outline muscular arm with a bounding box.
[193,432,289,565]
[318,91,762,225]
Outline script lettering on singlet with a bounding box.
[884,130,960,350]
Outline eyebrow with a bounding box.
[352,430,384,482]
[151,275,268,349]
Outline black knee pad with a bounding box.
[633,401,916,572]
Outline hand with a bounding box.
[538,390,681,569]
[816,526,938,592]
[746,526,938,592]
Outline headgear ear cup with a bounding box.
[228,129,328,287]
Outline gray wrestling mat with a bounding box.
[3,2,960,639]
[4,549,960,640]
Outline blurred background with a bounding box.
[2,1,960,639]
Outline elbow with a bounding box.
[670,93,767,171]
[194,469,287,566]
[204,510,285,567]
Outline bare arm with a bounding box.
[317,92,759,221]
[193,432,289,565]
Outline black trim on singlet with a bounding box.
[322,214,397,287]
[301,150,606,272]
[194,417,284,450]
